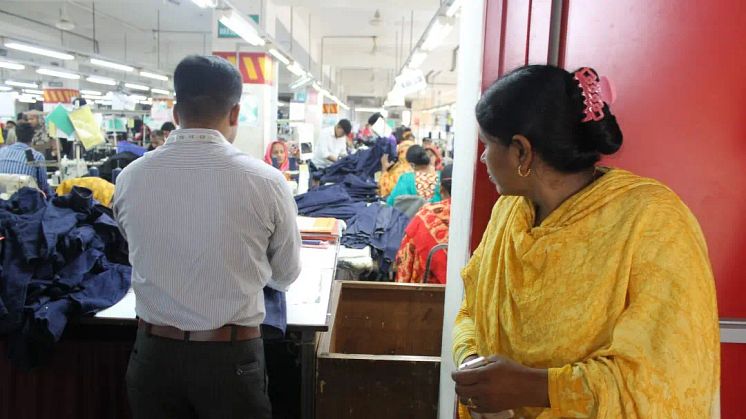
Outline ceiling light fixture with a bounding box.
[90,58,134,72]
[4,42,74,60]
[5,80,38,89]
[86,75,117,86]
[80,89,101,96]
[286,61,306,77]
[407,51,428,69]
[0,86,13,92]
[125,83,150,91]
[0,60,25,71]
[140,71,169,81]
[36,68,80,79]
[421,17,454,51]
[150,88,171,95]
[191,0,218,8]
[268,48,291,65]
[219,10,265,46]
[17,96,37,103]
[445,0,463,18]
[23,88,44,95]
[289,75,312,90]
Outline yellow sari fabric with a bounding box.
[453,169,720,418]
[379,140,414,197]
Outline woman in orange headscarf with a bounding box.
[264,140,289,171]
[378,139,415,197]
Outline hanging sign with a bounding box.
[213,51,274,85]
[43,88,80,104]
[322,103,339,114]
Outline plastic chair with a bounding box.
[423,243,448,284]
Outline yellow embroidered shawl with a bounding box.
[453,169,720,418]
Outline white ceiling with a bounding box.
[0,0,459,106]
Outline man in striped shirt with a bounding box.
[0,122,49,194]
[113,55,301,419]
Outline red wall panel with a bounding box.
[561,0,746,318]
[721,343,746,419]
[473,0,551,251]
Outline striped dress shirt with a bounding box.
[113,129,302,331]
[0,142,49,193]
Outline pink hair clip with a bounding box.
[574,67,616,123]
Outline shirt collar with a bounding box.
[165,129,229,145]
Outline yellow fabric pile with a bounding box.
[57,177,116,207]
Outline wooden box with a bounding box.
[316,281,445,419]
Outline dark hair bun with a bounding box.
[579,107,623,155]
[476,65,625,173]
[406,145,431,166]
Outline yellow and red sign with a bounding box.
[322,103,339,114]
[43,88,80,104]
[212,52,274,85]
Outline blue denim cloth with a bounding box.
[342,175,379,202]
[295,184,368,222]
[262,287,286,341]
[116,141,146,157]
[341,203,410,278]
[0,186,131,369]
[316,137,397,184]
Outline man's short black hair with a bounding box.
[161,121,176,132]
[337,119,352,135]
[173,55,243,123]
[15,122,34,144]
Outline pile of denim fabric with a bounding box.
[316,136,397,184]
[340,203,410,280]
[295,184,367,223]
[0,187,131,368]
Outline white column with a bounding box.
[438,1,487,417]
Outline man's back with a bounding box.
[114,129,301,331]
[0,142,47,192]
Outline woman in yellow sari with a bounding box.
[451,65,720,418]
[378,139,414,197]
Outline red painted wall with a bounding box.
[474,0,746,416]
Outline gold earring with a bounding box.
[518,164,531,177]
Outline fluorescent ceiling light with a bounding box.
[140,71,169,81]
[289,75,312,90]
[23,89,44,95]
[129,94,147,101]
[445,0,463,17]
[86,75,117,86]
[191,0,217,8]
[150,88,171,95]
[36,68,80,79]
[219,10,265,46]
[125,83,150,91]
[5,80,38,89]
[17,96,37,103]
[421,17,454,51]
[268,48,290,65]
[355,107,385,113]
[408,51,428,69]
[0,86,13,92]
[90,58,134,72]
[82,94,101,100]
[286,61,305,77]
[0,60,25,71]
[4,42,74,60]
[80,89,101,96]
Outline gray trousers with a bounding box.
[126,327,272,419]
